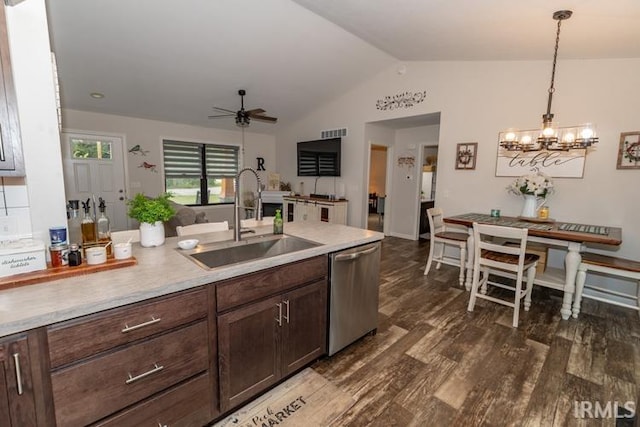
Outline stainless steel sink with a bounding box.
[183,234,321,270]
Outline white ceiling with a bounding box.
[45,0,640,134]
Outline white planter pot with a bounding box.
[139,221,165,247]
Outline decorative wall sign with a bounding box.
[455,143,477,170]
[376,90,426,111]
[617,131,640,169]
[495,145,586,178]
[397,156,415,169]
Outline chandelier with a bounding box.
[499,10,598,152]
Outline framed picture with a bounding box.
[267,172,280,190]
[617,131,640,169]
[455,142,477,170]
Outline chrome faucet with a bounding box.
[234,167,263,241]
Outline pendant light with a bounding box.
[499,10,598,152]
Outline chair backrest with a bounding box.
[240,216,275,228]
[176,221,229,236]
[376,196,385,214]
[111,229,140,243]
[472,222,530,274]
[427,207,446,235]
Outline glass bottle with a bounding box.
[67,200,82,245]
[273,209,283,235]
[97,198,112,256]
[81,198,97,244]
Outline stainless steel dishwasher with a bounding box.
[328,241,381,356]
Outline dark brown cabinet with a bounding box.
[0,334,37,427]
[46,287,213,427]
[218,280,326,412]
[216,256,328,413]
[281,282,327,375]
[0,1,25,176]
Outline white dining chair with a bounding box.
[467,222,540,328]
[424,207,468,287]
[176,221,229,236]
[240,216,275,228]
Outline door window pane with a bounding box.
[71,138,112,160]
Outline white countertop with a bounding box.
[0,222,383,338]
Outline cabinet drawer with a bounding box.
[48,287,207,368]
[216,256,327,312]
[51,321,208,427]
[94,373,212,427]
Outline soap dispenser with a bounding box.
[273,209,283,235]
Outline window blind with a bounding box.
[205,144,239,178]
[163,140,239,178]
[163,140,202,178]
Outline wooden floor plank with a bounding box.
[521,336,573,427]
[393,352,457,410]
[567,313,607,385]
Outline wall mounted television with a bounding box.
[297,137,341,176]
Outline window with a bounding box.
[163,140,239,205]
[70,137,112,160]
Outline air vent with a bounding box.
[321,128,347,139]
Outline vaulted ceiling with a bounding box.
[45,0,640,134]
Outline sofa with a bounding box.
[164,201,209,237]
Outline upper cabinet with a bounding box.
[0,1,25,176]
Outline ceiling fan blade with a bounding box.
[245,108,265,115]
[211,106,237,114]
[248,113,278,123]
[208,113,235,119]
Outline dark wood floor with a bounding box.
[312,236,640,427]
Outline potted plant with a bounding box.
[126,193,175,247]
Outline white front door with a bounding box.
[61,132,128,231]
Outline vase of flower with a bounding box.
[508,172,554,218]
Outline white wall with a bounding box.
[4,0,66,243]
[277,58,640,259]
[62,109,277,223]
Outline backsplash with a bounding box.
[0,177,33,241]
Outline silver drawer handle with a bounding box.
[13,353,23,395]
[158,423,167,427]
[125,363,164,384]
[275,303,282,326]
[283,300,290,324]
[335,245,378,261]
[121,316,161,333]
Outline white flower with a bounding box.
[507,172,554,198]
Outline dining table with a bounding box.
[444,213,623,320]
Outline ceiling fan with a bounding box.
[208,89,277,127]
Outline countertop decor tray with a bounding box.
[517,216,556,224]
[0,257,137,291]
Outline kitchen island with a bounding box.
[0,222,383,426]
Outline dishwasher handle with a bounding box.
[334,244,379,262]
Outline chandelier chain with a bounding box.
[548,18,563,96]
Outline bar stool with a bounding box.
[424,207,468,287]
[467,222,539,328]
[573,253,640,318]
